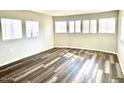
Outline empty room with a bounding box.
[0,10,124,83]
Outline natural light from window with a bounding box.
[1,18,22,40]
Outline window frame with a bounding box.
[98,18,116,34]
[55,21,67,33]
[75,20,81,33]
[1,18,22,41]
[54,17,116,34]
[68,20,75,33]
[90,19,97,33]
[26,20,40,38]
[82,20,90,34]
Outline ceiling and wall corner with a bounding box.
[31,10,112,16]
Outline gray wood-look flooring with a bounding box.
[0,48,124,83]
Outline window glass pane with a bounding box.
[83,20,89,33]
[99,18,115,33]
[121,17,124,41]
[55,21,67,33]
[68,21,74,33]
[1,18,22,40]
[90,20,97,33]
[12,20,22,39]
[26,21,39,38]
[75,20,81,33]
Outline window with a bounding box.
[90,20,97,33]
[68,21,75,33]
[99,18,115,33]
[1,18,22,40]
[55,21,67,33]
[75,20,81,33]
[121,17,124,41]
[83,20,89,33]
[26,21,39,38]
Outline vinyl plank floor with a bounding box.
[0,47,124,83]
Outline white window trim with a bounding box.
[1,18,22,41]
[55,21,67,33]
[26,21,40,38]
[98,18,116,34]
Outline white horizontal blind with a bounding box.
[75,20,81,33]
[1,18,22,40]
[90,20,97,33]
[55,21,67,33]
[26,21,39,38]
[83,20,89,33]
[99,18,115,33]
[68,21,75,33]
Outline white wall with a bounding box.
[54,11,118,53]
[0,10,54,66]
[55,33,117,53]
[0,10,119,67]
[117,11,124,74]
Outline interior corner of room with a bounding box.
[0,10,124,83]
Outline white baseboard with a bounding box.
[54,46,117,54]
[117,53,124,75]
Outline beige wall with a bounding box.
[0,10,54,66]
[0,10,119,67]
[54,11,118,53]
[117,11,124,74]
[55,34,117,53]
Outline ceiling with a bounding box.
[32,10,112,16]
